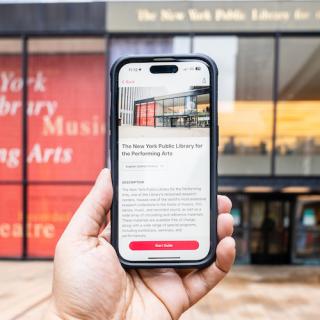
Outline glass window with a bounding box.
[0,39,22,181]
[194,37,274,175]
[276,37,320,175]
[185,96,197,117]
[28,184,91,257]
[155,117,163,127]
[109,37,191,66]
[135,103,141,125]
[163,98,174,116]
[186,116,197,128]
[146,101,155,127]
[28,38,106,181]
[197,94,210,128]
[250,201,266,255]
[174,97,185,115]
[163,117,171,127]
[0,39,22,258]
[0,185,22,257]
[139,103,147,126]
[155,100,163,116]
[293,196,320,262]
[197,94,210,114]
[225,194,250,263]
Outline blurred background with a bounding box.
[0,0,319,319]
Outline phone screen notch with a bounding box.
[150,65,178,74]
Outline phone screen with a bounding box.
[117,60,211,262]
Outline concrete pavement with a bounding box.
[1,262,319,320]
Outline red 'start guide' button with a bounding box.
[129,240,199,251]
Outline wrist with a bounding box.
[43,298,84,320]
[43,299,62,320]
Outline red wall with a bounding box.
[0,54,105,257]
[135,101,155,127]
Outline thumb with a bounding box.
[63,168,113,239]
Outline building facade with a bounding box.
[0,0,319,264]
[129,88,210,128]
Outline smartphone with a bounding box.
[110,54,218,268]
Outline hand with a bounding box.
[44,169,235,320]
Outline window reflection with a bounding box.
[294,196,320,261]
[193,37,274,175]
[174,97,184,115]
[197,94,209,114]
[276,38,320,175]
[226,194,250,263]
[163,99,174,115]
[155,100,163,116]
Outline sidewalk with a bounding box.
[1,262,319,320]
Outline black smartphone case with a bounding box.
[109,54,218,269]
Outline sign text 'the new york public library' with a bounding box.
[106,1,320,32]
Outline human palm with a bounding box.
[45,169,235,320]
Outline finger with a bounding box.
[137,268,189,320]
[99,221,111,243]
[177,197,233,278]
[64,168,113,239]
[182,237,235,307]
[217,195,232,214]
[176,269,194,278]
[217,213,234,240]
[98,210,111,233]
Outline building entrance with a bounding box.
[170,116,186,127]
[250,195,294,264]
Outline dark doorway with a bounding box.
[250,195,294,264]
[169,117,176,127]
[170,116,188,127]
